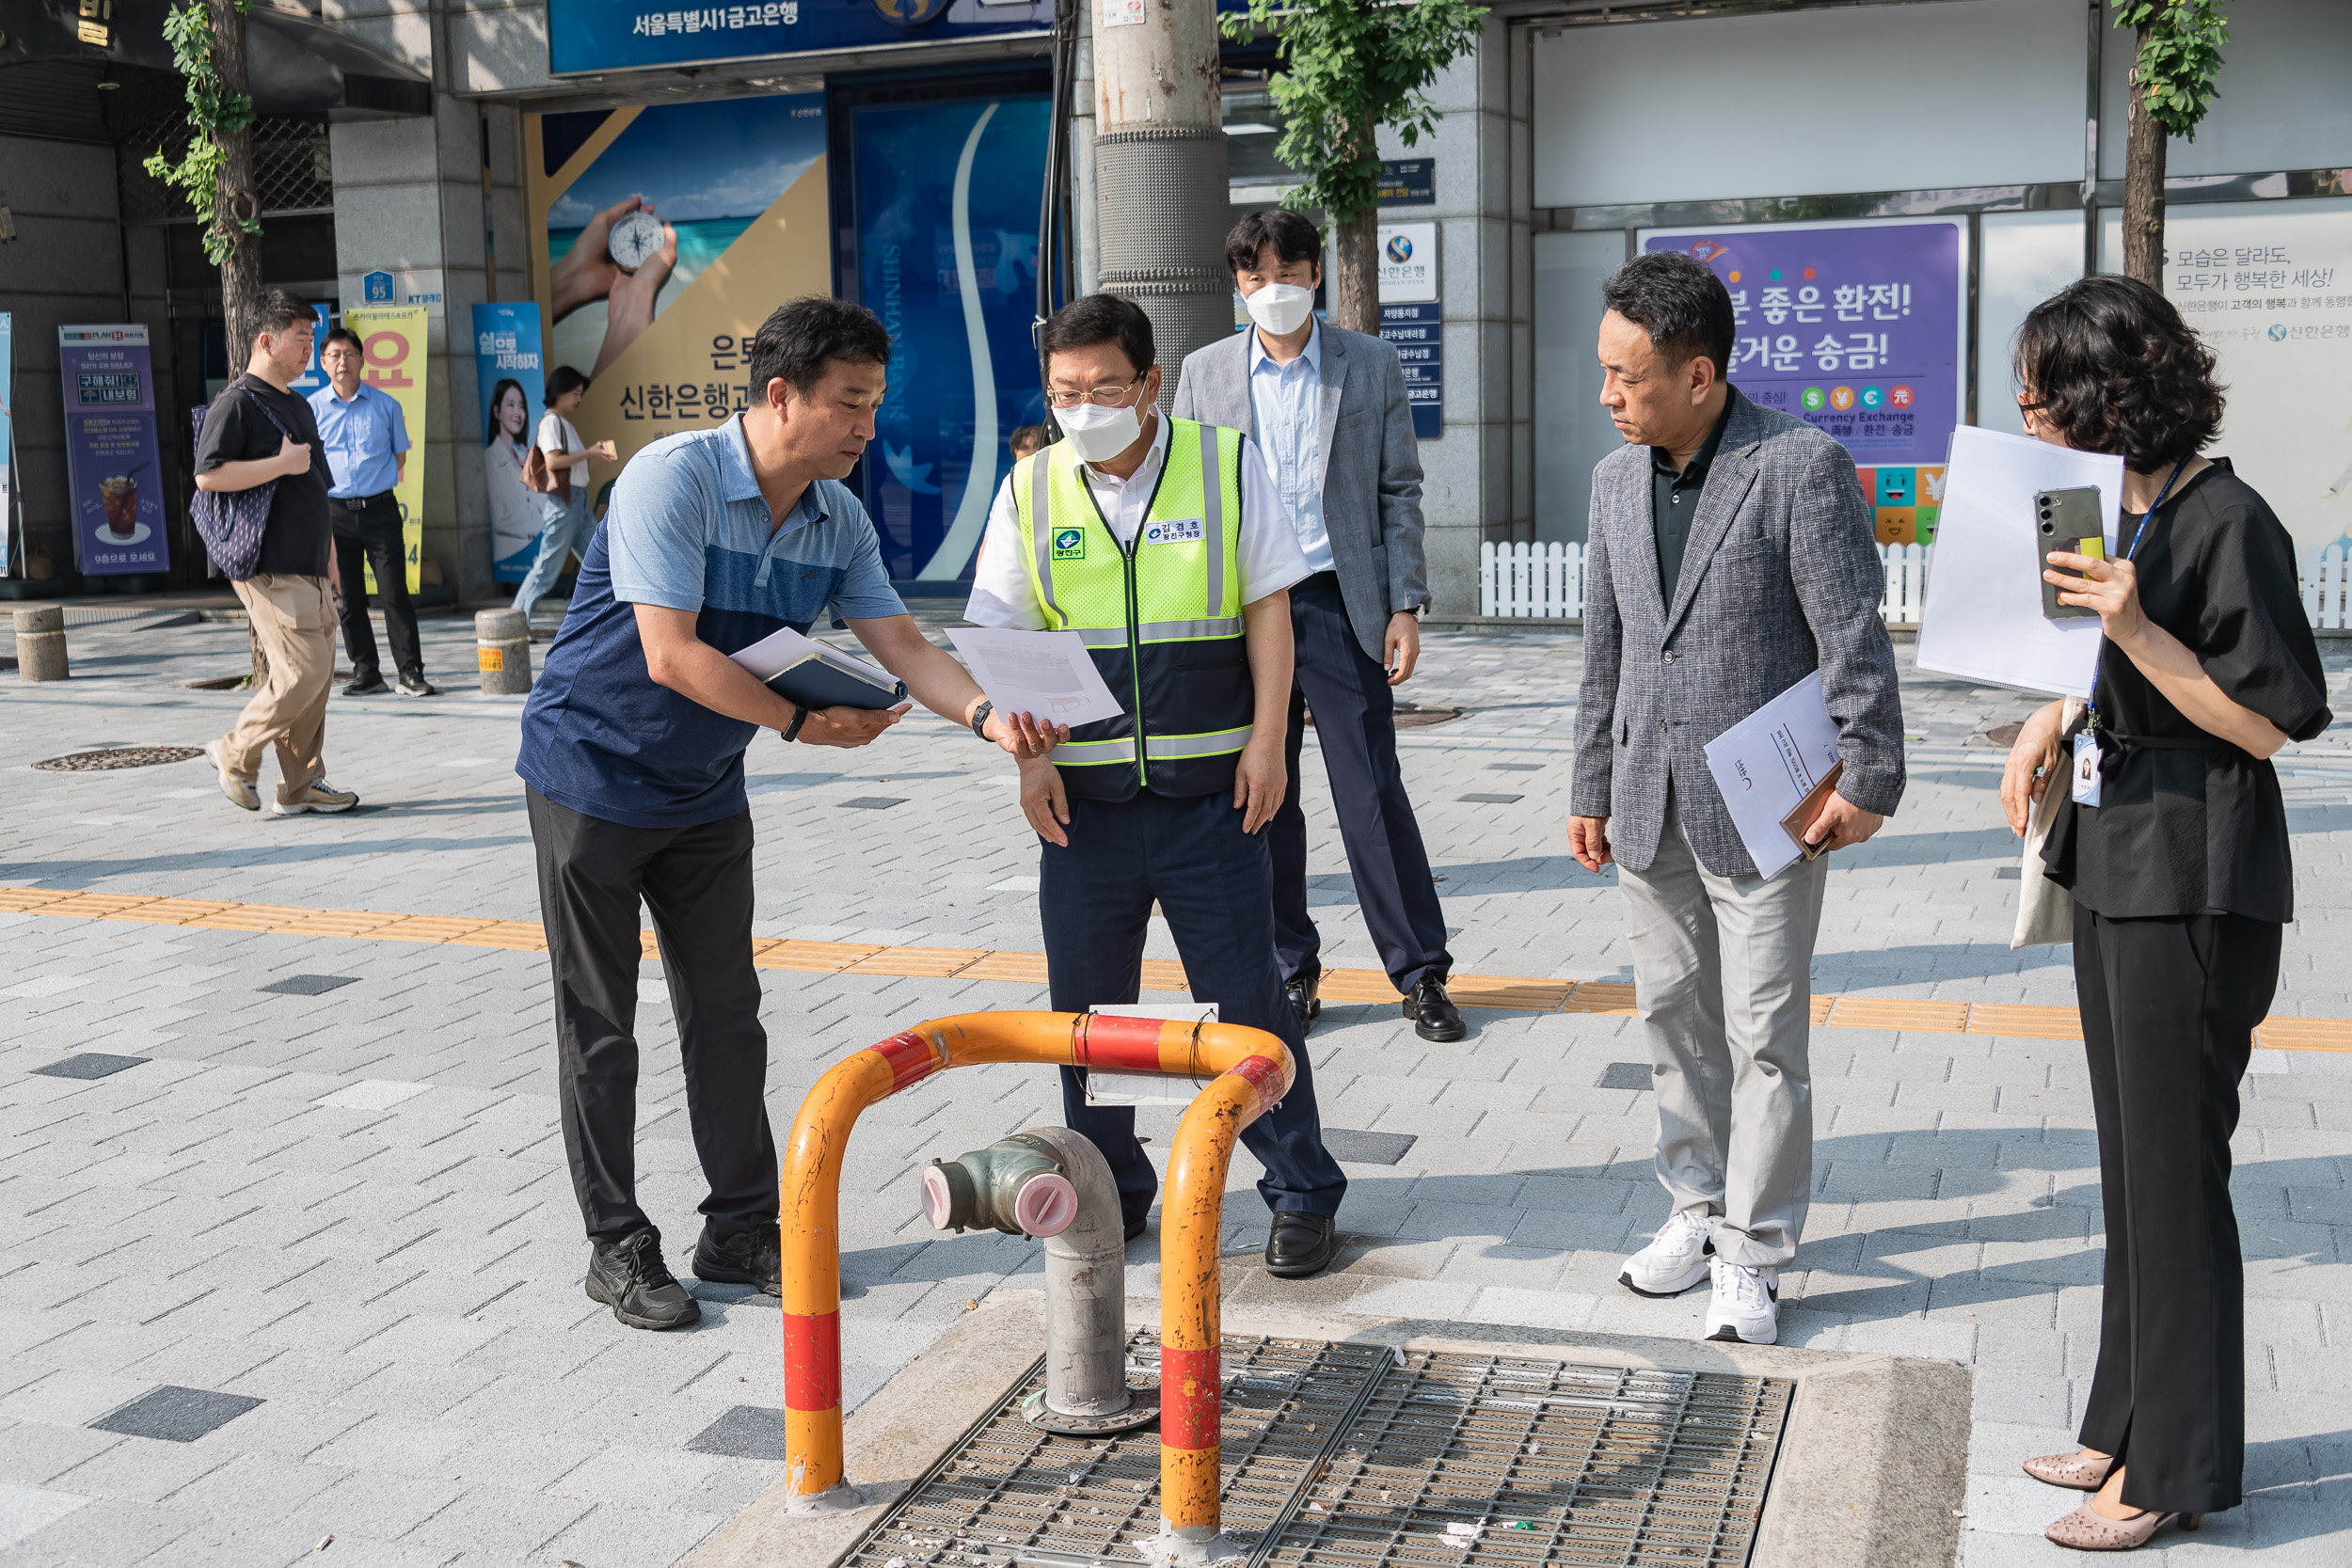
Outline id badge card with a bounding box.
[2071,732,2103,808]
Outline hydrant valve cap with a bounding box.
[1011,1171,1078,1238]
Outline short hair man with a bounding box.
[516,296,1060,1331]
[310,325,432,698]
[1174,209,1460,1044]
[965,293,1349,1278]
[1007,423,1050,463]
[1568,250,1905,1345]
[194,291,359,816]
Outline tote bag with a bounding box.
[2010,696,2087,948]
[188,391,294,580]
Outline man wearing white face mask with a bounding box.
[967,293,1350,1280]
[1173,210,1458,1044]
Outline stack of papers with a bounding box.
[1702,671,1844,880]
[727,626,906,711]
[946,627,1124,727]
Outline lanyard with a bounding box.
[2087,456,2189,722]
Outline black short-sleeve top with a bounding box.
[194,373,332,578]
[2041,460,2332,922]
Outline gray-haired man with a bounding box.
[1567,250,1905,1346]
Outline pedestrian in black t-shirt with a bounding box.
[1999,275,2331,1552]
[193,290,361,816]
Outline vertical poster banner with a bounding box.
[57,324,168,576]
[342,306,431,593]
[287,306,337,401]
[470,302,548,583]
[852,93,1050,581]
[0,312,14,577]
[1646,219,1965,544]
[525,94,831,526]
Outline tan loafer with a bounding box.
[2023,1449,2116,1491]
[2043,1502,2200,1551]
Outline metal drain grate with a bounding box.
[33,746,204,772]
[842,1336,1788,1568]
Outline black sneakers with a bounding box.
[586,1229,702,1330]
[692,1222,783,1296]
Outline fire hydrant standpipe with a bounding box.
[922,1127,1158,1435]
[778,1010,1291,1567]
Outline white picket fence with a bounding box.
[1479,539,2352,630]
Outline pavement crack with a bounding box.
[375,1227,439,1263]
[140,1285,217,1325]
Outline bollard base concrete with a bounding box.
[687,1287,1972,1568]
[473,608,532,694]
[13,606,69,681]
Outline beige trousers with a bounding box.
[223,574,334,804]
[1616,796,1830,1270]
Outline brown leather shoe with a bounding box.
[2023,1450,2116,1491]
[2043,1502,2199,1551]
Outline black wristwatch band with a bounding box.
[969,699,994,740]
[783,704,809,742]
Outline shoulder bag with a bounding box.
[2010,695,2086,948]
[188,390,294,580]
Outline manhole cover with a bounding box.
[1306,705,1463,731]
[33,746,204,772]
[844,1335,1789,1568]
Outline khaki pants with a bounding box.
[1616,796,1830,1270]
[223,574,334,804]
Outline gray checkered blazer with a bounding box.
[1570,389,1906,877]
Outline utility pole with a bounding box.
[1091,0,1228,412]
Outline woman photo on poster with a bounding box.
[484,377,541,576]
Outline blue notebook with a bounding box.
[729,626,907,711]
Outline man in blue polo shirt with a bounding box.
[517,295,1060,1332]
[310,326,432,696]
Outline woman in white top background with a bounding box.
[514,364,616,625]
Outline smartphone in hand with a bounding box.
[2036,487,2104,620]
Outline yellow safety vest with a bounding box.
[1010,418,1251,800]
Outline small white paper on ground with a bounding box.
[1916,425,2124,697]
[946,627,1125,728]
[1084,1003,1216,1106]
[1701,671,1842,880]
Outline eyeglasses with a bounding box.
[321,349,362,363]
[1045,377,1143,410]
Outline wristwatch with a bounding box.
[783,703,809,742]
[969,699,994,741]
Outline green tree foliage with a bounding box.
[2114,1,2228,138]
[144,0,259,266]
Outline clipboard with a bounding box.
[1778,761,1844,862]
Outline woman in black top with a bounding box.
[1999,276,2331,1551]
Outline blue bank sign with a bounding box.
[548,0,1052,75]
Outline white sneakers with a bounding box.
[1704,1259,1779,1345]
[203,739,259,812]
[1618,1206,1717,1297]
[267,779,360,816]
[1619,1209,1782,1344]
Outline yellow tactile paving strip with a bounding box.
[6,883,2349,1053]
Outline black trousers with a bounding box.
[1270,572,1452,992]
[1040,787,1347,1227]
[527,785,777,1247]
[2073,904,2279,1515]
[329,492,423,683]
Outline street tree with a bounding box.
[2115,0,2229,286]
[1219,0,1486,334]
[148,0,266,351]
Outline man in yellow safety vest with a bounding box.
[965,293,1347,1278]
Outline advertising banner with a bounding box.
[2146,198,2352,557]
[1,312,13,577]
[850,92,1050,581]
[470,302,548,583]
[546,0,1050,77]
[287,305,337,401]
[57,324,168,577]
[1646,219,1965,544]
[343,306,431,594]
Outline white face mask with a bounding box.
[1246,282,1316,338]
[1057,390,1147,463]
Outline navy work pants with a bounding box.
[1270,572,1452,992]
[1039,786,1347,1228]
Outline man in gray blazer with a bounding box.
[1174,209,1462,1044]
[1567,250,1904,1346]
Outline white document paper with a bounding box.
[727,623,825,681]
[1701,670,1844,881]
[1915,425,2125,698]
[946,626,1125,728]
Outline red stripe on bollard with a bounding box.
[1232,1053,1287,1117]
[1158,1344,1222,1449]
[784,1311,842,1410]
[1075,1012,1168,1072]
[872,1030,943,1093]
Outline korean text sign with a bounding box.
[545,0,1049,77]
[57,324,168,577]
[342,306,431,594]
[471,303,548,583]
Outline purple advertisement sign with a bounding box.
[57,324,168,576]
[1644,220,1963,468]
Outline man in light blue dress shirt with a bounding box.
[309,326,432,696]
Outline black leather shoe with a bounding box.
[1285,969,1323,1035]
[586,1229,702,1330]
[1263,1212,1338,1278]
[1125,1212,1148,1243]
[693,1222,784,1296]
[1403,974,1466,1042]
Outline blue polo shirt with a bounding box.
[306,380,409,499]
[516,415,904,828]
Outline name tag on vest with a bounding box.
[1143,517,1205,546]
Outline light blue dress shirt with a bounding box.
[307,381,409,499]
[1248,321,1332,575]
